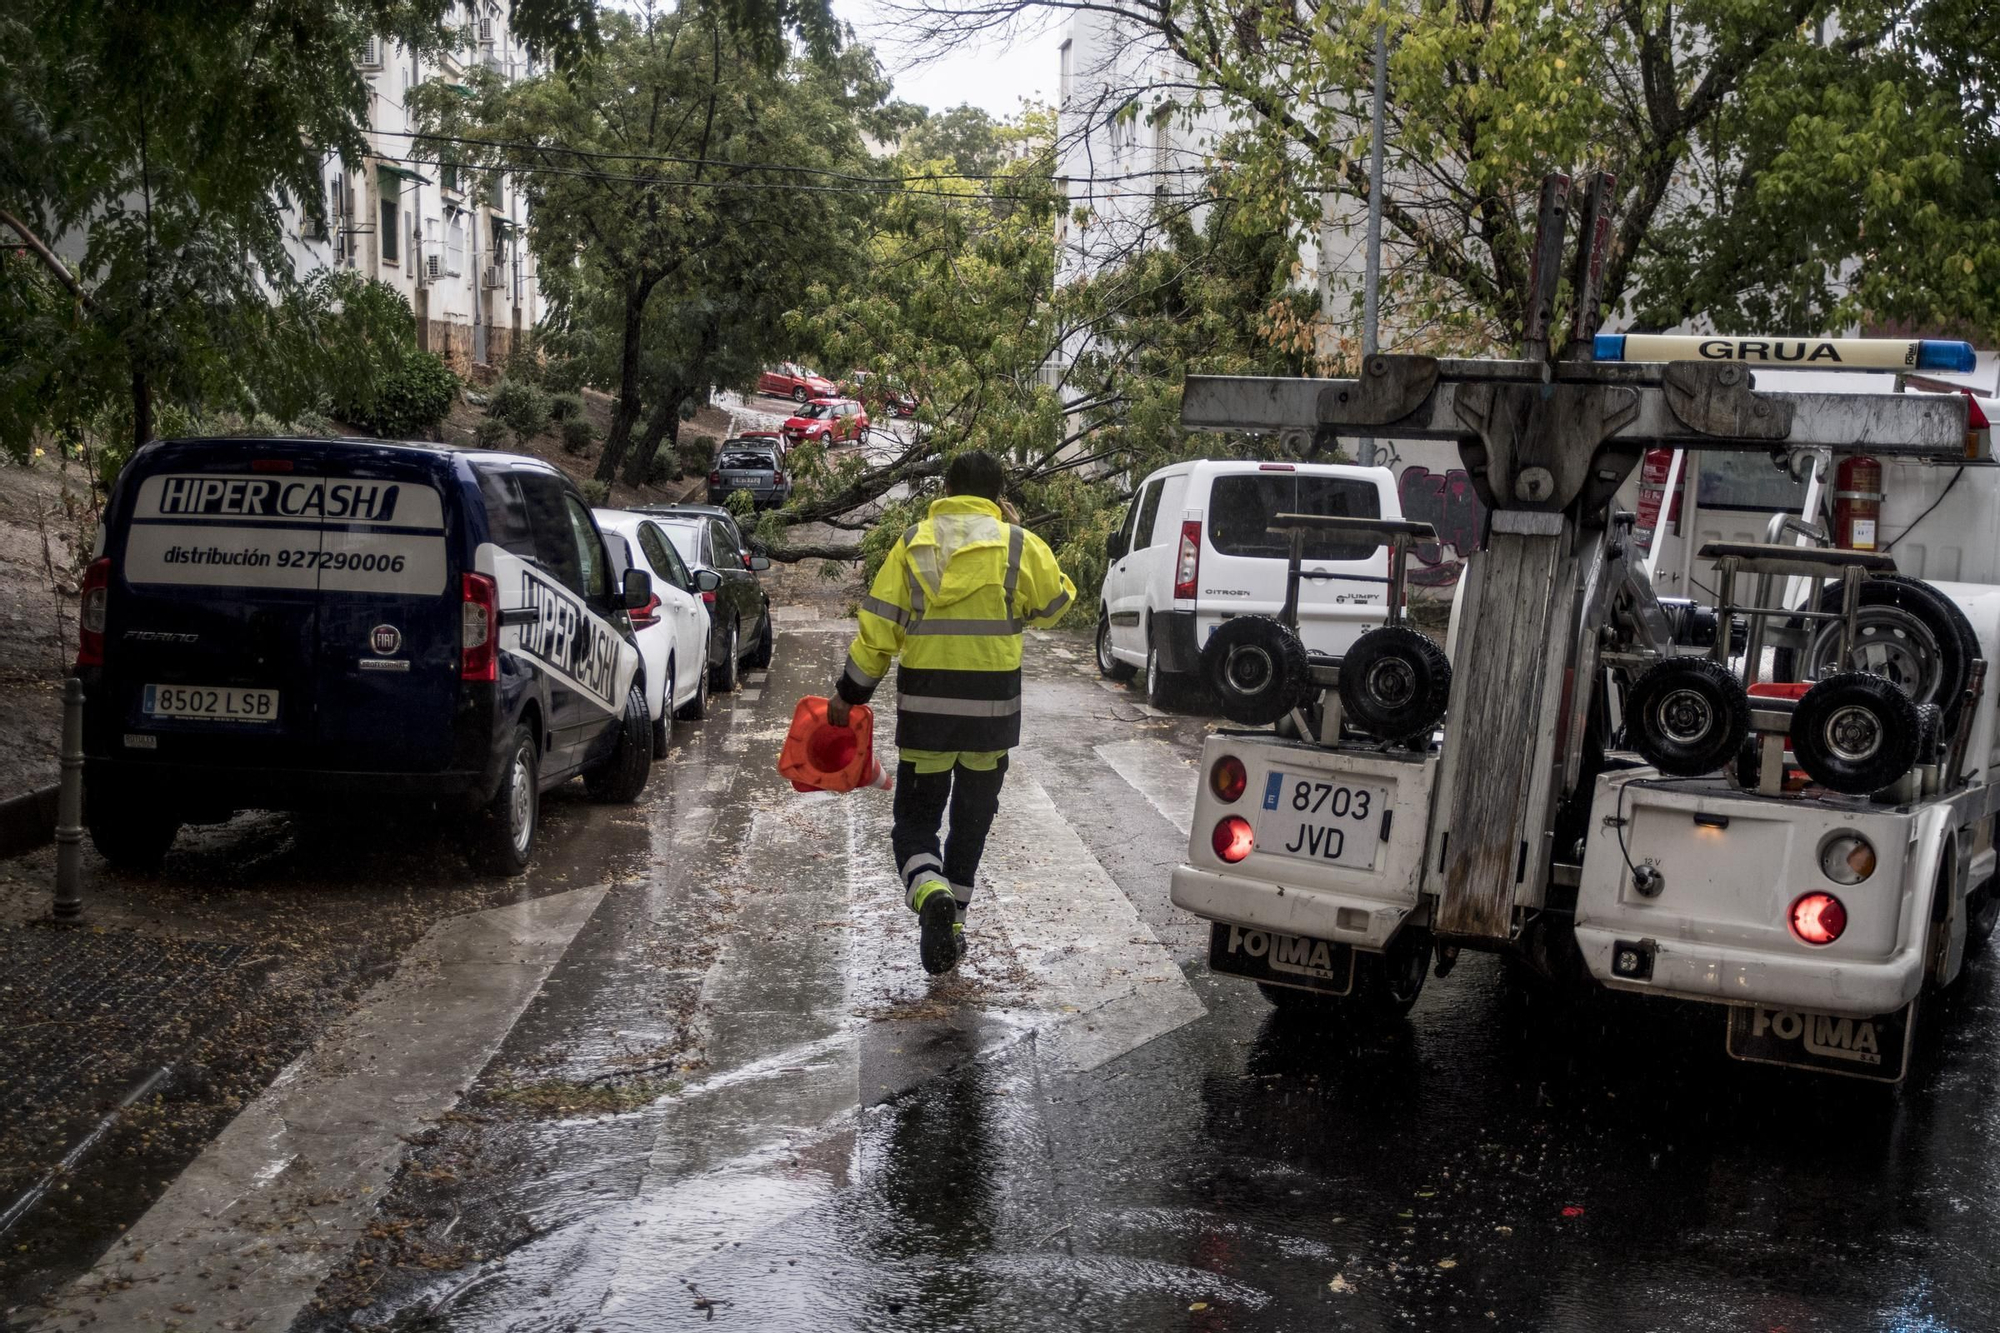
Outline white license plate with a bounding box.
[143,684,279,723]
[1257,770,1386,870]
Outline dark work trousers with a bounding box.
[891,756,1009,916]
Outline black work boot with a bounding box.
[914,880,959,976]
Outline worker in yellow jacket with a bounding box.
[827,451,1077,974]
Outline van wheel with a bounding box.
[747,611,774,669]
[470,725,538,876]
[653,662,674,760]
[676,650,709,721]
[711,622,740,693]
[87,785,181,874]
[1097,617,1136,682]
[586,684,653,804]
[1256,927,1434,1024]
[1145,630,1174,708]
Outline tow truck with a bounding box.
[1170,173,1996,1081]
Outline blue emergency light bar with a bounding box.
[1593,333,1977,374]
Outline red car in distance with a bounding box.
[845,369,919,418]
[782,397,870,447]
[757,362,837,403]
[738,428,787,457]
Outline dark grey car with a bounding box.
[639,506,774,693]
[706,441,790,510]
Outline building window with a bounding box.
[380,198,400,264]
[446,216,465,275]
[441,160,460,194]
[1059,39,1072,106]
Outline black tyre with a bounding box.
[86,780,182,873]
[710,621,740,693]
[747,611,774,669]
[652,664,673,760]
[1790,671,1921,795]
[674,650,709,721]
[469,724,538,876]
[1624,657,1752,776]
[1776,575,1977,731]
[1202,615,1310,727]
[1257,925,1433,1024]
[1097,616,1136,682]
[1914,701,1943,769]
[585,683,652,804]
[1966,880,1999,950]
[1144,629,1175,709]
[1337,625,1452,741]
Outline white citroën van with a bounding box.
[1095,460,1404,703]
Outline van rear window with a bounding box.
[1207,475,1382,562]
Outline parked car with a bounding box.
[78,438,659,876]
[781,397,869,448]
[595,509,717,751]
[845,369,919,417]
[1097,459,1402,705]
[757,362,837,403]
[636,504,774,693]
[706,441,792,510]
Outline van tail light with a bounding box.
[1173,521,1201,600]
[76,558,111,667]
[630,594,661,630]
[461,572,498,681]
[1790,892,1847,945]
[1213,815,1254,863]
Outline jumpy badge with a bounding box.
[778,696,893,793]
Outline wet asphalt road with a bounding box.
[21,617,2000,1332]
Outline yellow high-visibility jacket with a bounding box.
[836,496,1077,752]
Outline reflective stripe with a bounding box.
[908,617,1023,636]
[949,882,974,905]
[1024,588,1071,622]
[906,569,926,617]
[900,852,943,885]
[859,595,910,628]
[1003,525,1024,607]
[897,694,1023,718]
[844,658,881,689]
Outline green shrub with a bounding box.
[488,379,552,443]
[578,479,610,506]
[500,339,546,388]
[542,358,589,394]
[343,351,458,439]
[549,392,584,423]
[293,410,340,437]
[474,417,509,449]
[560,417,596,455]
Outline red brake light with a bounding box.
[250,458,295,473]
[76,557,111,667]
[701,590,717,605]
[1213,816,1254,863]
[709,471,722,485]
[1173,521,1201,600]
[1790,892,1847,945]
[1258,462,1295,471]
[1211,756,1248,803]
[772,471,785,485]
[461,572,498,681]
[630,594,661,630]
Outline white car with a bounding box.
[1097,459,1404,704]
[595,509,715,754]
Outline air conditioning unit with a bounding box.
[482,264,504,290]
[358,37,382,69]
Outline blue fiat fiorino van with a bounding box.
[77,437,659,875]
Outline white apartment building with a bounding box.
[282,0,545,372]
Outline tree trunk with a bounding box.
[131,369,152,453]
[623,385,685,487]
[594,279,654,482]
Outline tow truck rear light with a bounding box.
[1790,891,1847,945]
[1819,833,1875,885]
[77,558,111,667]
[461,572,498,681]
[1213,815,1254,863]
[1173,521,1201,600]
[1211,755,1247,803]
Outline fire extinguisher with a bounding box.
[1833,455,1883,551]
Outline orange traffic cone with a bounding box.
[778,696,894,794]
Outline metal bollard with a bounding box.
[53,676,84,921]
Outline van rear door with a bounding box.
[308,449,460,773]
[110,441,331,765]
[1200,468,1389,657]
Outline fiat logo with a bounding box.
[369,624,402,655]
